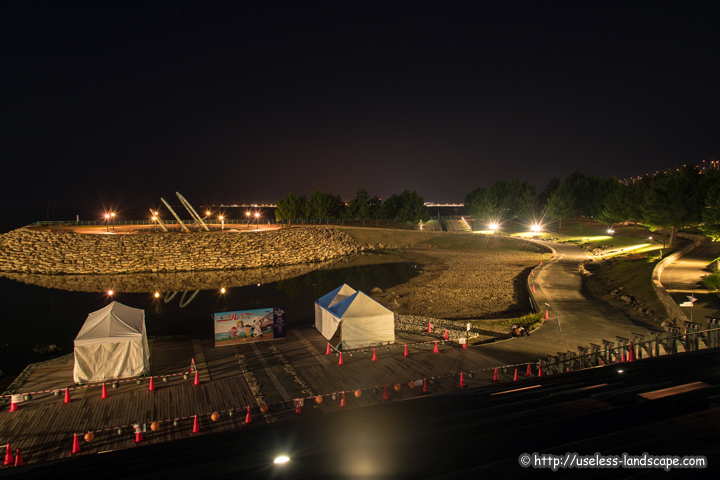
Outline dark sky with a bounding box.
[2,1,718,217]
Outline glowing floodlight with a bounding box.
[489,223,499,231]
[108,290,114,296]
[274,455,290,465]
[220,287,226,294]
[607,229,615,235]
[154,292,160,298]
[530,224,542,232]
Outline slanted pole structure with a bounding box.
[161,198,190,232]
[176,192,209,231]
[148,209,169,232]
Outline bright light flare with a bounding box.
[530,224,542,232]
[220,287,226,294]
[489,223,499,231]
[108,290,114,296]
[274,455,290,465]
[154,292,160,298]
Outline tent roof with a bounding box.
[316,284,357,310]
[328,291,391,318]
[75,301,145,344]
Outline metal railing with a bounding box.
[539,318,720,375]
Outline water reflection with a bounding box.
[0,255,420,375]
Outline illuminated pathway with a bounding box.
[480,240,660,366]
[661,241,720,327]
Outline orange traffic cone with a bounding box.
[628,341,636,362]
[14,448,22,467]
[403,344,409,357]
[100,382,109,399]
[531,284,535,293]
[552,253,555,259]
[433,341,439,353]
[513,368,519,381]
[462,340,468,350]
[382,385,389,401]
[491,368,499,382]
[325,343,331,355]
[443,329,448,340]
[294,404,302,415]
[148,376,155,392]
[545,310,549,320]
[340,391,346,407]
[3,444,13,465]
[371,349,378,362]
[134,430,144,443]
[70,434,81,455]
[531,269,534,276]
[427,322,432,332]
[422,378,430,394]
[9,396,18,412]
[192,414,200,434]
[244,406,252,424]
[458,372,466,388]
[524,363,532,376]
[538,363,544,377]
[540,260,543,265]
[338,352,344,365]
[64,387,71,404]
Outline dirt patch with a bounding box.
[371,245,542,320]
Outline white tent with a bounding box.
[73,301,150,383]
[315,284,395,349]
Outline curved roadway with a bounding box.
[660,241,720,327]
[480,240,660,365]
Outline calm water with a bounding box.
[0,258,420,375]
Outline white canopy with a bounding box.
[73,301,150,383]
[315,284,395,349]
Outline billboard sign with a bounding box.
[213,307,287,347]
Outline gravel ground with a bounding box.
[371,245,543,320]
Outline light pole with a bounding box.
[152,215,157,232]
[219,215,224,231]
[246,211,251,227]
[104,213,110,232]
[111,212,116,232]
[255,212,260,230]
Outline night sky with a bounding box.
[2,1,719,219]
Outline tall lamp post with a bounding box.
[111,212,116,232]
[219,215,224,231]
[152,215,157,232]
[246,211,251,227]
[255,212,260,230]
[104,213,110,232]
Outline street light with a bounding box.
[246,211,251,227]
[104,213,110,232]
[255,212,260,230]
[111,212,116,232]
[152,215,157,232]
[219,215,224,231]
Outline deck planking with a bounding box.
[1,329,524,466]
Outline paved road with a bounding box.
[660,242,720,327]
[481,241,660,366]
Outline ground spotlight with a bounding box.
[489,223,499,231]
[108,290,114,296]
[220,287,226,294]
[154,292,160,298]
[530,224,542,232]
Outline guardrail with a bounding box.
[540,319,720,374]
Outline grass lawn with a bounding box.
[593,255,666,318]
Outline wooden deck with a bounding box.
[0,329,527,466]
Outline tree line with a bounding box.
[275,188,431,225]
[464,166,720,245]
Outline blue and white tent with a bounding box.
[315,284,395,349]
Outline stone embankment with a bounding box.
[0,227,362,275]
